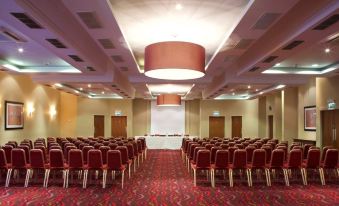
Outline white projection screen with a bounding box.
[150,101,185,135]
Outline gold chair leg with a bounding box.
[82,170,88,188]
[283,169,289,186]
[303,168,308,185]
[121,170,125,189]
[102,170,107,189]
[193,169,197,187]
[5,168,12,187]
[24,169,30,187]
[300,168,306,186]
[229,169,233,187]
[319,168,325,186]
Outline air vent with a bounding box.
[252,13,281,30]
[282,40,304,50]
[249,66,260,72]
[77,12,102,29]
[120,67,128,72]
[234,39,254,49]
[313,14,339,30]
[46,39,67,48]
[111,84,116,87]
[262,56,278,63]
[68,55,83,62]
[98,39,115,49]
[86,66,96,71]
[0,27,26,43]
[11,13,43,29]
[111,55,124,63]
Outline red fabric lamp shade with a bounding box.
[156,94,181,106]
[144,41,205,80]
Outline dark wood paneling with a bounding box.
[111,116,127,138]
[209,116,225,138]
[94,115,104,137]
[232,116,242,138]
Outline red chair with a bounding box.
[187,144,199,171]
[320,149,338,185]
[65,149,84,188]
[103,150,126,189]
[261,146,272,164]
[266,149,288,186]
[109,143,118,150]
[45,149,67,188]
[205,144,214,151]
[210,146,221,164]
[132,142,139,167]
[303,144,313,160]
[26,149,46,187]
[229,149,251,187]
[321,146,333,163]
[6,148,30,187]
[3,145,13,164]
[191,150,214,187]
[190,147,205,171]
[137,140,143,164]
[126,144,136,175]
[0,149,10,185]
[116,146,132,179]
[245,146,256,163]
[83,149,105,188]
[211,150,228,186]
[65,146,77,163]
[99,146,110,165]
[228,146,238,164]
[82,146,94,165]
[283,149,305,186]
[94,143,103,150]
[247,149,269,186]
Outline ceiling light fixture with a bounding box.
[311,64,319,67]
[175,3,183,10]
[79,88,83,91]
[144,41,205,80]
[18,48,24,53]
[2,64,20,72]
[325,48,330,53]
[274,63,281,67]
[102,91,105,94]
[88,84,91,88]
[54,83,62,87]
[247,85,251,89]
[156,94,181,106]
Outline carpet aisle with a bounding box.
[0,150,338,205]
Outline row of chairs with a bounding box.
[0,137,147,189]
[182,138,339,187]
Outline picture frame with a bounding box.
[304,106,316,131]
[5,101,24,130]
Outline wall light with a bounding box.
[27,102,35,117]
[49,105,57,119]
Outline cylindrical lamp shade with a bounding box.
[156,94,181,106]
[144,41,205,80]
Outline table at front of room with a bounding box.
[135,136,194,150]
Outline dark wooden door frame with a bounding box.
[231,116,242,138]
[209,116,225,138]
[94,115,105,137]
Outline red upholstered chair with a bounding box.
[220,144,228,150]
[187,144,199,171]
[126,144,135,175]
[50,145,62,150]
[116,146,132,178]
[26,149,46,187]
[283,149,305,186]
[228,146,238,164]
[266,149,288,186]
[205,144,214,151]
[321,146,334,163]
[229,149,251,187]
[83,149,105,188]
[261,146,272,164]
[99,146,110,165]
[3,145,13,164]
[276,146,288,162]
[210,146,221,164]
[139,137,147,160]
[190,147,205,170]
[137,140,143,164]
[245,146,256,164]
[18,145,30,164]
[7,141,17,148]
[303,144,313,160]
[302,149,323,185]
[191,150,214,187]
[320,149,338,185]
[82,146,94,165]
[103,150,126,189]
[6,148,30,187]
[235,144,244,149]
[45,149,67,188]
[65,149,84,188]
[132,142,139,167]
[109,143,118,150]
[247,149,269,186]
[65,146,77,163]
[94,143,104,150]
[0,149,10,185]
[211,150,229,186]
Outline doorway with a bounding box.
[111,116,127,138]
[268,115,274,139]
[94,115,105,137]
[321,109,339,148]
[231,116,242,138]
[209,116,225,138]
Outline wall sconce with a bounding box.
[49,105,57,119]
[27,103,35,117]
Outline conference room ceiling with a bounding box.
[0,0,338,100]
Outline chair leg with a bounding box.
[5,169,12,187]
[248,169,252,187]
[303,168,308,185]
[337,168,339,178]
[319,168,325,186]
[193,169,196,186]
[65,169,69,188]
[300,168,306,186]
[83,170,88,189]
[265,169,271,186]
[134,160,136,173]
[229,169,233,187]
[63,170,67,188]
[264,169,269,186]
[128,163,131,179]
[113,171,116,180]
[121,170,125,189]
[102,170,107,189]
[44,169,50,188]
[24,169,31,187]
[211,169,214,188]
[283,169,289,186]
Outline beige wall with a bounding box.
[132,99,150,136]
[0,72,60,145]
[265,91,283,139]
[76,98,133,137]
[200,99,259,138]
[282,87,298,143]
[258,96,267,137]
[59,92,77,137]
[185,100,200,136]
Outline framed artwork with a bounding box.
[304,106,316,131]
[5,101,24,130]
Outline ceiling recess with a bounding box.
[282,40,304,50]
[46,38,67,48]
[252,13,281,30]
[11,13,43,29]
[77,12,102,29]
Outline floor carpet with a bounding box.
[0,150,338,206]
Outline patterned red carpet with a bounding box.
[0,150,338,206]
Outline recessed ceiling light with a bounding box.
[259,92,263,95]
[232,92,235,96]
[325,48,330,53]
[255,89,258,92]
[175,3,183,10]
[274,63,281,67]
[75,90,79,94]
[247,85,251,89]
[88,84,91,88]
[276,85,285,89]
[54,83,62,87]
[311,64,319,67]
[102,91,105,94]
[79,88,83,91]
[18,48,24,53]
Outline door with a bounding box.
[111,116,127,137]
[209,116,225,138]
[321,109,339,148]
[268,115,274,139]
[232,116,242,138]
[94,115,105,137]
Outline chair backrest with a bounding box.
[287,149,302,168]
[205,144,214,150]
[0,149,7,168]
[210,146,221,164]
[109,143,118,150]
[116,146,129,165]
[30,149,45,168]
[321,146,334,162]
[126,144,135,160]
[261,146,272,164]
[303,144,313,159]
[276,146,287,161]
[214,150,228,168]
[65,146,77,163]
[305,149,321,168]
[220,144,228,150]
[94,143,103,150]
[82,146,94,164]
[18,145,30,163]
[323,149,338,168]
[3,145,13,164]
[49,149,64,168]
[99,146,110,164]
[193,147,205,163]
[245,146,256,163]
[11,148,27,168]
[132,142,138,156]
[68,149,83,169]
[228,146,238,164]
[137,140,143,153]
[251,149,266,168]
[196,150,211,168]
[270,149,285,168]
[189,144,199,159]
[107,150,123,170]
[87,149,103,169]
[233,149,247,169]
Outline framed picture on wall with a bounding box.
[5,101,24,130]
[304,106,316,131]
